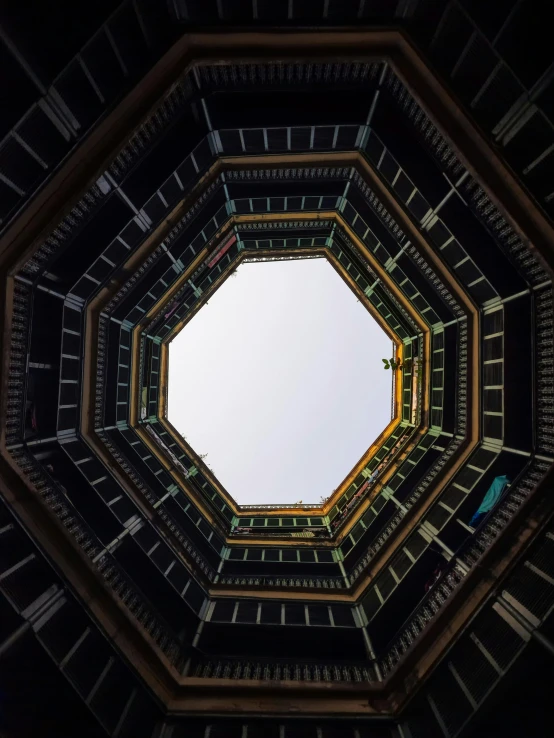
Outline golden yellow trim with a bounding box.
[131,213,423,518]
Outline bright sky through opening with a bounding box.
[168,259,392,505]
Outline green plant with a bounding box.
[382,357,413,371]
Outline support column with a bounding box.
[496,593,554,658]
[0,621,30,658]
[337,558,349,587]
[356,604,383,681]
[192,620,205,649]
[361,627,383,681]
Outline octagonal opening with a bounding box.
[168,258,393,505]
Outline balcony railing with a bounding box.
[217,575,345,589]
[536,286,554,456]
[6,447,185,669]
[5,279,32,448]
[379,458,549,677]
[348,435,463,586]
[98,430,218,581]
[192,657,376,684]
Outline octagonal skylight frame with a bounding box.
[133,211,430,520]
[165,253,397,507]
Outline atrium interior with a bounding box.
[0,2,554,737]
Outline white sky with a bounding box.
[168,258,392,505]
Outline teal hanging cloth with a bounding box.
[469,475,510,527]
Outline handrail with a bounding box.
[192,655,376,683]
[380,457,546,675]
[7,447,186,668]
[392,476,520,634]
[217,574,345,589]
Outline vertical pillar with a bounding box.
[192,620,205,649]
[0,621,30,658]
[337,559,349,586]
[356,604,383,682]
[496,594,554,657]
